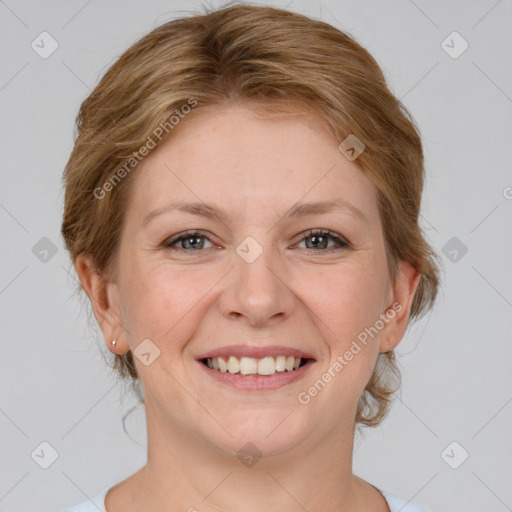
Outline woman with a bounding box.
[60,4,439,511]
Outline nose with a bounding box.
[218,238,296,328]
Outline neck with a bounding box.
[118,406,387,512]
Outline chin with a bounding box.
[199,409,312,465]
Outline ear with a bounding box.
[74,253,129,354]
[379,261,421,353]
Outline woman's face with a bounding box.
[89,104,418,460]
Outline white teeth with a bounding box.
[204,355,306,376]
[275,355,286,372]
[258,356,276,375]
[218,357,228,372]
[239,356,258,375]
[227,356,239,374]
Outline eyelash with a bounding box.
[161,229,350,254]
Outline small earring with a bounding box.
[111,339,117,347]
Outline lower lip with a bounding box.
[197,359,315,391]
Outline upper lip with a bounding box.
[196,345,316,360]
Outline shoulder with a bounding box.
[59,487,425,512]
[60,489,108,512]
[380,489,427,512]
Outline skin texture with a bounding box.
[76,104,420,512]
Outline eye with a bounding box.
[295,229,350,253]
[162,230,215,251]
[161,229,350,254]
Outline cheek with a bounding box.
[306,260,388,339]
[291,263,388,418]
[118,260,217,346]
[304,260,387,386]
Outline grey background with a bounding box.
[1,0,511,511]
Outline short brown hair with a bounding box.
[61,3,440,427]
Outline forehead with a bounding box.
[125,104,380,225]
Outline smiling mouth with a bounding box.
[201,355,310,376]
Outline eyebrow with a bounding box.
[142,198,368,227]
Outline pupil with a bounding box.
[307,235,327,249]
[185,236,203,249]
